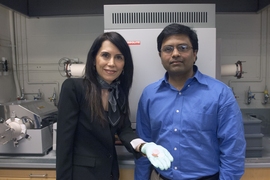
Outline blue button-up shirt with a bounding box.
[135,65,246,180]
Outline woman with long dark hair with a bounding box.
[56,32,173,180]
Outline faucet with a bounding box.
[48,88,57,106]
[262,86,269,105]
[17,88,25,100]
[34,89,42,100]
[246,86,255,105]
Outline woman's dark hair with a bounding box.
[83,32,133,126]
[157,23,199,59]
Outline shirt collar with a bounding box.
[193,65,208,86]
[157,65,209,89]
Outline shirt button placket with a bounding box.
[174,91,181,172]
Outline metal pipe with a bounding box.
[9,10,22,99]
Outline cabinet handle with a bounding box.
[29,173,48,178]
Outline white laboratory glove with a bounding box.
[141,142,174,170]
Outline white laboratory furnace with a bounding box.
[104,4,216,128]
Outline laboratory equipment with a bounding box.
[0,100,57,155]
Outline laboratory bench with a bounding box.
[0,148,135,180]
[0,149,270,180]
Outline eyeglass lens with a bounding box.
[162,44,192,54]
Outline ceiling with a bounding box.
[0,0,270,17]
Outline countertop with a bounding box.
[0,147,135,169]
[0,149,270,169]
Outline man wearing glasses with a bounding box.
[135,23,246,180]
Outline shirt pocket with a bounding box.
[183,112,217,132]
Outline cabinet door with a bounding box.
[241,168,270,180]
[0,168,132,180]
[0,169,56,179]
[119,168,134,180]
[0,178,55,180]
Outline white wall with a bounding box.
[13,14,104,105]
[0,5,270,110]
[0,6,16,103]
[217,10,270,109]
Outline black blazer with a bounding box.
[56,78,139,180]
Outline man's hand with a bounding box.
[141,142,174,170]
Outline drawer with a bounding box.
[0,169,56,178]
[245,133,264,147]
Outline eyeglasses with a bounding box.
[161,44,193,54]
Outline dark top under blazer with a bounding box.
[56,78,139,180]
